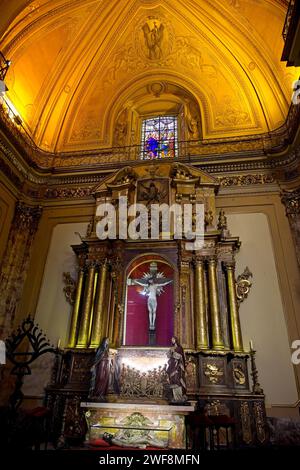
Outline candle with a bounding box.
[57,338,61,349]
[249,340,254,351]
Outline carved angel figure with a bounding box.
[142,21,164,60]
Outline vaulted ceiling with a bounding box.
[0,0,298,153]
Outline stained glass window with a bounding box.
[140,115,178,160]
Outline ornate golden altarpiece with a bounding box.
[46,161,267,448]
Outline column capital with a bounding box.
[13,201,43,233]
[223,260,236,270]
[85,260,98,269]
[193,255,206,265]
[207,255,218,265]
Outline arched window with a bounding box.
[140,115,178,160]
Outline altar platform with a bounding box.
[81,401,196,449]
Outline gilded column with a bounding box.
[76,262,96,348]
[68,268,84,348]
[90,260,109,348]
[208,257,224,350]
[194,257,209,349]
[111,241,125,348]
[224,262,243,352]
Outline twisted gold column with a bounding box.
[76,263,96,348]
[194,258,209,349]
[89,261,109,348]
[225,262,243,352]
[68,268,84,348]
[208,258,224,350]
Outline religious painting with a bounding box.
[124,259,174,346]
[136,178,169,206]
[140,116,178,160]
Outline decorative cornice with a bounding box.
[217,174,275,187]
[44,186,94,199]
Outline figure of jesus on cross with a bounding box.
[127,262,173,334]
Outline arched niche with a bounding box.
[110,80,203,149]
[123,254,175,347]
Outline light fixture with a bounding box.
[0,51,11,82]
[14,115,23,126]
[0,51,11,96]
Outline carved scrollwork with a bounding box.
[63,272,77,305]
[236,267,253,304]
[205,400,229,416]
[109,167,136,187]
[253,401,266,443]
[240,402,252,444]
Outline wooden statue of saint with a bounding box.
[166,336,187,403]
[89,337,110,400]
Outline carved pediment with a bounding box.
[92,162,219,198]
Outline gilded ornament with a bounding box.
[236,267,253,304]
[240,402,252,444]
[205,400,228,416]
[233,366,246,385]
[204,363,224,384]
[253,402,266,443]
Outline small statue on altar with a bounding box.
[166,336,187,404]
[89,337,110,400]
[217,209,230,237]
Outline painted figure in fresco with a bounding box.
[89,337,110,400]
[142,21,164,60]
[132,277,173,331]
[166,336,187,403]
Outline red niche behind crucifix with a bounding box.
[125,260,174,346]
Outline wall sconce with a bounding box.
[14,115,23,125]
[0,51,11,82]
[0,51,11,96]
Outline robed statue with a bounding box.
[166,336,187,403]
[89,337,110,400]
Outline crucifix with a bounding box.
[127,262,173,345]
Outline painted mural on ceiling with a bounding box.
[0,0,298,153]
